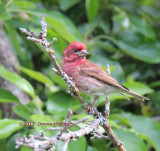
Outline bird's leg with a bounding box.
[91,96,98,107]
[87,96,98,113]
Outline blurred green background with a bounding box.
[0,0,160,151]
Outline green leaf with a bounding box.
[87,146,98,151]
[0,2,12,20]
[118,113,160,151]
[60,0,82,11]
[110,114,130,126]
[114,129,147,151]
[128,115,160,151]
[31,114,57,137]
[78,22,98,36]
[21,10,83,43]
[11,0,36,9]
[86,0,99,22]
[68,126,86,151]
[47,28,67,56]
[131,17,156,39]
[141,6,160,19]
[20,66,53,86]
[13,104,31,120]
[123,81,153,95]
[150,91,160,111]
[56,126,86,151]
[47,92,81,118]
[150,80,160,88]
[113,13,130,33]
[21,146,33,151]
[0,89,19,103]
[0,64,35,98]
[99,66,116,72]
[92,40,118,52]
[46,12,83,43]
[7,133,21,151]
[91,139,107,151]
[49,71,67,88]
[110,30,160,64]
[0,119,22,139]
[0,140,6,151]
[4,24,25,59]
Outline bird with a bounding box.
[62,41,149,104]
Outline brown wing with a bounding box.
[79,60,150,102]
[79,60,127,91]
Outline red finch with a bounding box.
[62,41,149,102]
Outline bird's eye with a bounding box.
[73,49,79,53]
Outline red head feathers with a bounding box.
[62,41,89,64]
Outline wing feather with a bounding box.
[79,60,125,90]
[79,60,149,101]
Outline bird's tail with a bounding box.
[118,84,150,102]
[124,89,149,102]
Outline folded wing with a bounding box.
[79,60,149,102]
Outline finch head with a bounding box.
[62,41,89,63]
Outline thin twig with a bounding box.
[91,128,109,140]
[103,65,125,151]
[105,64,110,119]
[73,115,90,125]
[62,139,70,151]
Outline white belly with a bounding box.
[76,76,116,96]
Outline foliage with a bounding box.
[0,0,160,151]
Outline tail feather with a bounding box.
[124,90,150,102]
[118,84,150,102]
[118,92,130,101]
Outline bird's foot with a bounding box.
[86,96,98,114]
[86,105,97,115]
[66,87,79,97]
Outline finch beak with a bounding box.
[77,50,89,57]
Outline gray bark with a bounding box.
[0,21,30,118]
